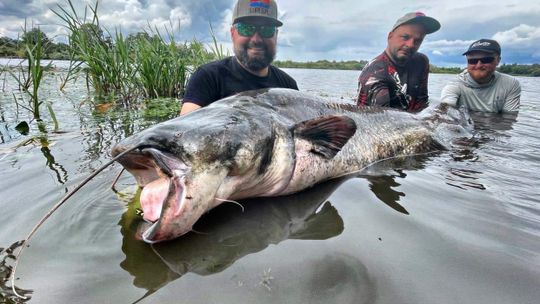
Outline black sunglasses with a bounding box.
[234,23,277,38]
[467,57,496,65]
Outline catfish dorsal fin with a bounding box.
[293,115,357,159]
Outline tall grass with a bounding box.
[58,49,84,91]
[53,1,137,102]
[53,0,220,104]
[135,24,194,99]
[209,23,229,60]
[8,22,59,131]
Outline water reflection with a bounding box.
[0,102,10,144]
[470,111,518,133]
[445,111,518,190]
[119,178,347,299]
[302,254,376,304]
[78,99,179,163]
[0,122,9,144]
[40,145,68,185]
[0,135,68,184]
[0,241,33,303]
[359,155,434,214]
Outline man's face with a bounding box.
[231,20,278,72]
[466,51,500,84]
[386,23,427,65]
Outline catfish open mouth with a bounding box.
[118,147,190,242]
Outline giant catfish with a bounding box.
[111,88,472,243]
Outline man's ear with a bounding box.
[387,31,395,43]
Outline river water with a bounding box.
[0,67,539,303]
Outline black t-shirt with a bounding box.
[183,56,298,107]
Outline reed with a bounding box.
[53,1,135,101]
[209,22,229,60]
[134,24,188,99]
[8,22,58,130]
[53,0,220,103]
[58,51,84,91]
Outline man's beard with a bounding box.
[235,42,275,71]
[390,47,414,66]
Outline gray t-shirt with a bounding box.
[441,70,521,112]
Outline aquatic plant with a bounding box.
[134,23,191,99]
[53,1,134,102]
[53,0,220,104]
[8,22,59,131]
[209,22,230,61]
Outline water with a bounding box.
[1,67,539,303]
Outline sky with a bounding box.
[1,0,540,67]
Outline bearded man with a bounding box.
[356,12,440,112]
[180,0,297,115]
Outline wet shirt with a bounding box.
[183,56,298,107]
[441,70,521,113]
[356,52,430,112]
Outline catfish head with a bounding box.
[111,104,299,243]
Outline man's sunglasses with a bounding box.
[467,57,496,65]
[234,23,277,38]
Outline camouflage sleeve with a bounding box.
[356,70,392,107]
[407,55,430,112]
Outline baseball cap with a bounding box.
[462,39,501,56]
[391,12,441,34]
[232,0,283,26]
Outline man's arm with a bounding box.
[179,101,201,115]
[440,81,461,107]
[179,65,216,115]
[502,79,521,112]
[356,75,393,107]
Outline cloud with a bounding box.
[1,0,540,65]
[493,24,540,44]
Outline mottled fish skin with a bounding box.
[112,88,472,243]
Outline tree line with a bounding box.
[0,29,71,60]
[2,30,540,77]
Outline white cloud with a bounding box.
[1,0,540,65]
[493,24,540,44]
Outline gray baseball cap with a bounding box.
[391,12,441,34]
[232,0,283,26]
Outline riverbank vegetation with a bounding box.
[0,0,222,134]
[273,60,368,71]
[4,35,540,77]
[273,59,539,76]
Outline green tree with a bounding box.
[126,32,152,45]
[21,28,50,47]
[70,23,106,49]
[0,36,19,57]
